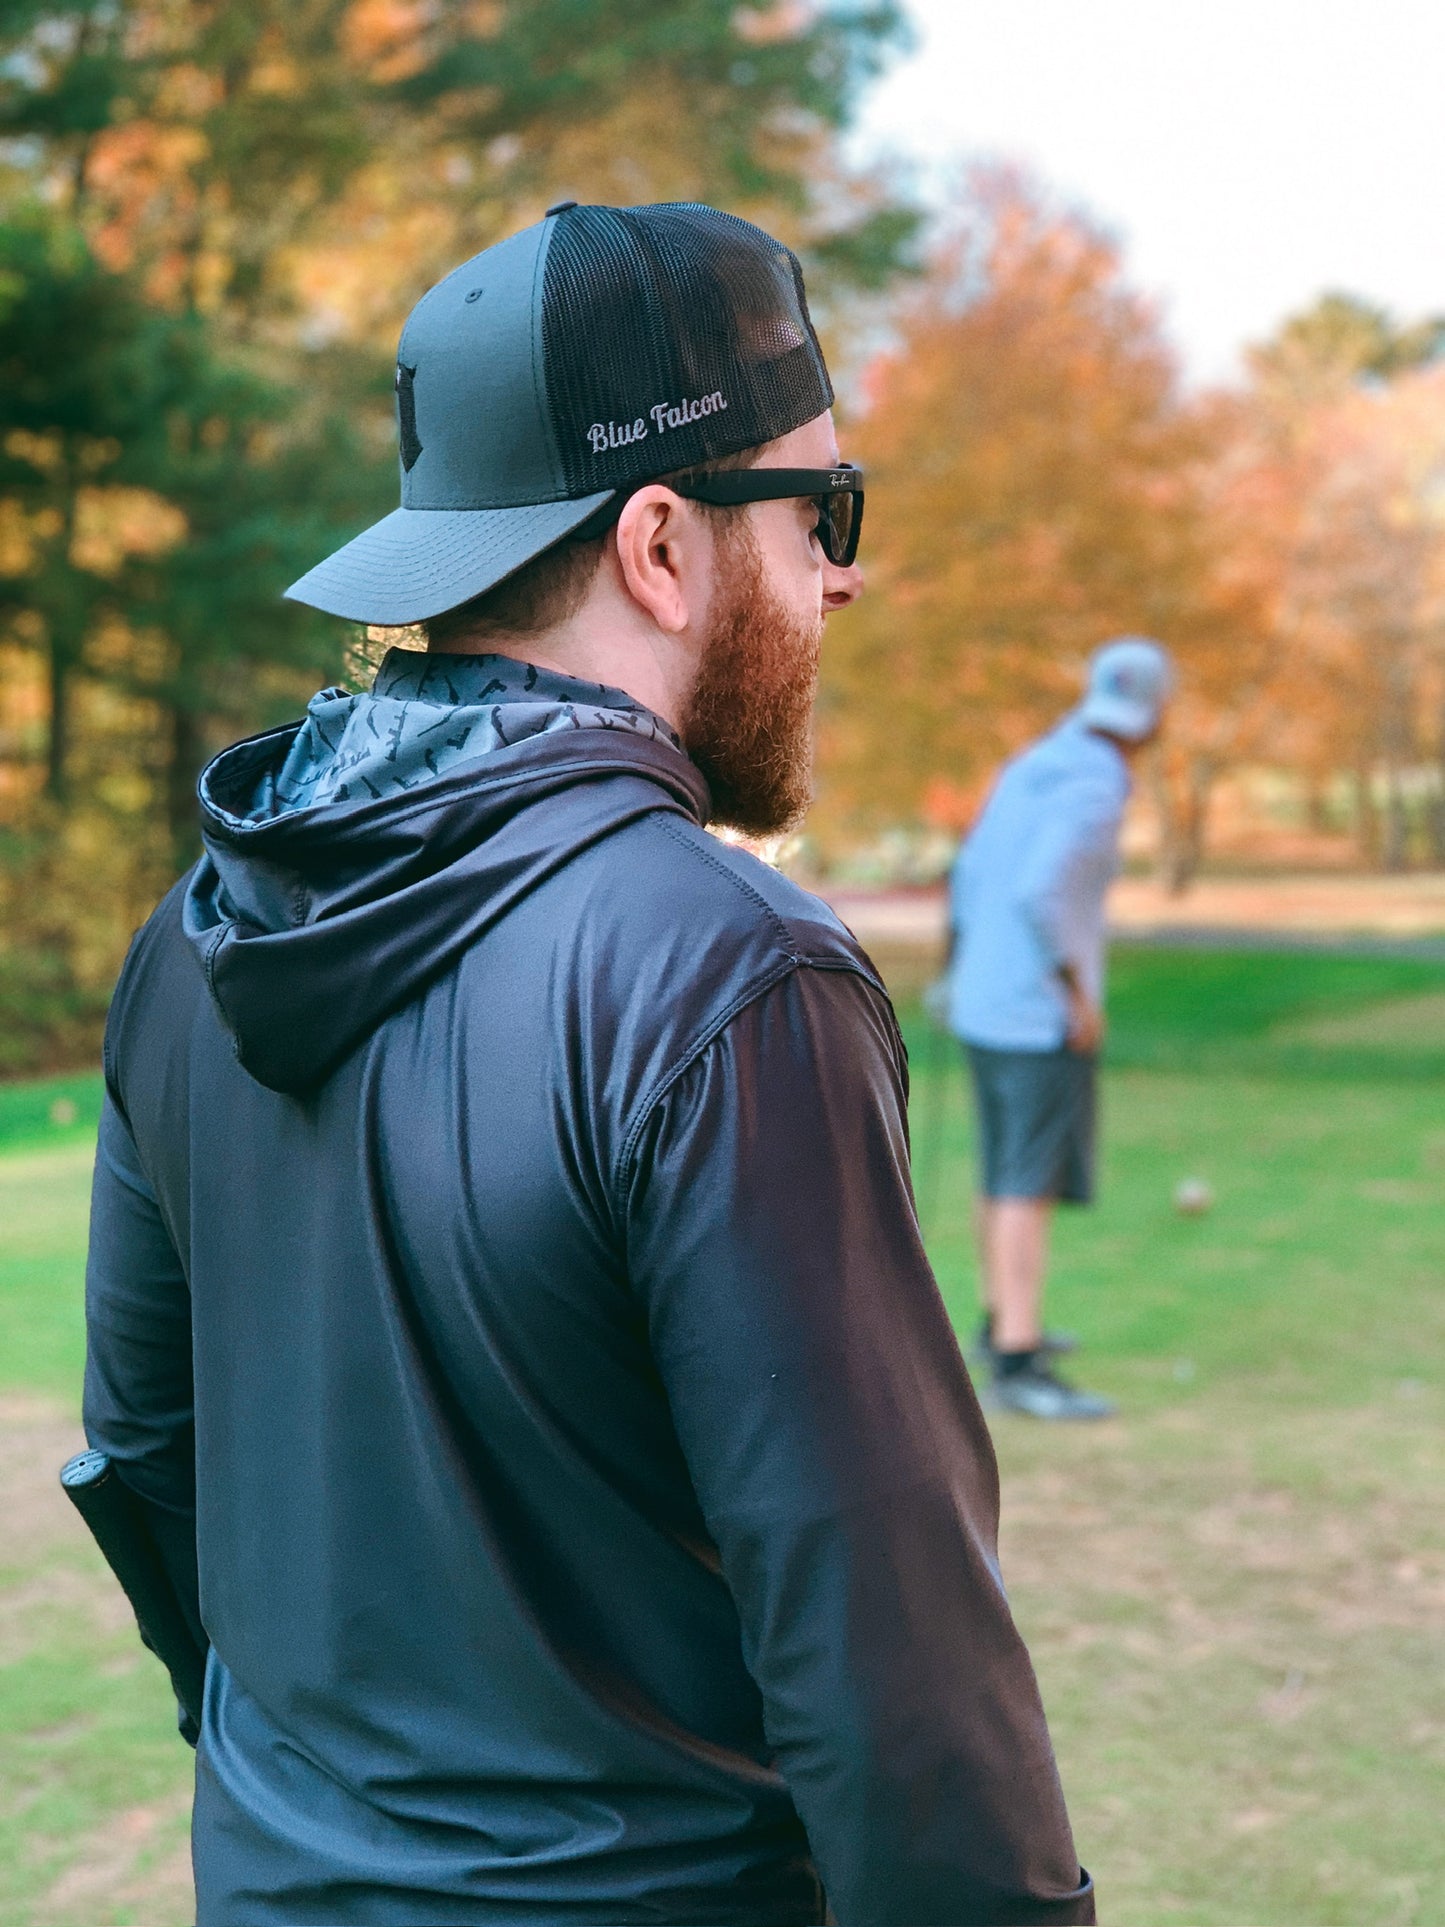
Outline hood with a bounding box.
[184,649,709,1094]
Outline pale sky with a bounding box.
[852,0,1445,384]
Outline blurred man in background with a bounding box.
[945,637,1173,1421]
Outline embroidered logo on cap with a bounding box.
[587,389,727,455]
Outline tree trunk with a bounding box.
[1352,760,1380,867]
[1149,753,1179,892]
[1174,757,1214,894]
[43,457,84,803]
[1151,751,1215,896]
[45,642,71,803]
[1378,646,1415,872]
[1304,774,1330,835]
[1380,759,1409,872]
[1428,784,1445,868]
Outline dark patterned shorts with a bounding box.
[966,1043,1097,1204]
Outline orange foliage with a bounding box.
[341,0,437,78]
[818,168,1275,878]
[70,488,188,576]
[59,0,865,351]
[1227,360,1445,865]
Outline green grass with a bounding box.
[0,1072,104,1157]
[899,950,1445,1925]
[1103,942,1445,1077]
[0,1145,93,1398]
[0,1138,195,1926]
[2,947,1444,1924]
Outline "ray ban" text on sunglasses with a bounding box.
[667,464,864,568]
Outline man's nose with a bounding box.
[822,560,864,612]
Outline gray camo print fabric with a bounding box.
[250,647,681,821]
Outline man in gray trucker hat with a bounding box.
[84,200,1094,1926]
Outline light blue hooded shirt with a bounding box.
[947,714,1130,1051]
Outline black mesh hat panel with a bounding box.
[542,203,834,495]
[285,201,835,624]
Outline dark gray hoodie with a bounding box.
[85,650,1093,1926]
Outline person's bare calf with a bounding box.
[976,1197,1114,1420]
[979,1197,1052,1351]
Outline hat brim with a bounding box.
[283,494,616,626]
[1077,695,1158,740]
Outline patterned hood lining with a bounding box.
[237,647,681,824]
[187,651,708,1092]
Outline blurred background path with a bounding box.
[827,873,1445,953]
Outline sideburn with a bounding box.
[681,519,822,837]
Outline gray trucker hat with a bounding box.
[284,201,835,626]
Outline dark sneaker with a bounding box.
[986,1360,1115,1421]
[971,1317,1079,1366]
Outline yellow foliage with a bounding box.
[0,500,36,577]
[70,488,188,576]
[341,0,436,76]
[4,428,66,477]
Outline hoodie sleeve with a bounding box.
[625,965,1094,1927]
[83,1092,204,1652]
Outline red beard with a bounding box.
[681,521,822,836]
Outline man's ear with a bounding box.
[614,487,706,635]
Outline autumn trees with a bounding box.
[1231,312,1445,870]
[0,0,911,1070]
[4,18,1445,1073]
[816,172,1275,882]
[815,175,1445,885]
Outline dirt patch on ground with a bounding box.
[0,1559,136,1671]
[32,1792,193,1927]
[2,1395,195,1927]
[0,1395,89,1572]
[0,1394,130,1671]
[4,1380,1442,1926]
[991,1397,1445,1926]
[1273,987,1445,1048]
[997,1404,1445,1648]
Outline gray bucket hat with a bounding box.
[284,201,834,626]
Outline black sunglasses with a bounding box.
[668,464,865,567]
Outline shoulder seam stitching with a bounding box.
[612,956,799,1208]
[652,815,799,954]
[647,816,886,983]
[612,950,888,1211]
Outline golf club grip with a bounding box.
[59,1449,207,1734]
